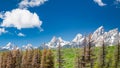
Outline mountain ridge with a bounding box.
[0,26,120,50]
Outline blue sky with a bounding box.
[0,0,120,47]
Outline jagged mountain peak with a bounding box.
[1,42,17,50]
[108,28,118,33]
[50,36,57,42]
[98,26,104,29]
[93,26,104,35]
[72,33,83,42]
[6,42,12,47]
[91,26,104,41]
[58,37,62,42]
[50,36,66,43]
[0,26,120,50]
[46,36,70,48]
[22,44,33,50]
[103,28,119,45]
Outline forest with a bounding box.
[0,37,120,68]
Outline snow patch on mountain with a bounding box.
[103,28,119,46]
[70,34,85,47]
[0,42,19,51]
[22,44,33,50]
[45,36,70,48]
[91,26,104,41]
[0,26,120,50]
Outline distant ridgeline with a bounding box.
[0,26,120,51]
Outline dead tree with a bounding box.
[57,41,64,68]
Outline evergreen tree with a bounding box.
[2,52,8,68]
[80,36,87,68]
[32,49,41,68]
[75,48,81,68]
[80,34,94,68]
[46,49,54,68]
[96,40,106,68]
[0,53,3,68]
[40,49,47,68]
[26,49,33,68]
[112,41,120,68]
[12,49,22,68]
[6,51,13,68]
[86,35,94,68]
[21,50,28,68]
[85,35,92,62]
[57,41,64,68]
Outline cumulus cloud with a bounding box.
[94,0,107,6]
[0,8,43,30]
[17,32,25,37]
[0,28,8,35]
[19,0,48,9]
[0,13,3,18]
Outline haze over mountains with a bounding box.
[0,26,120,50]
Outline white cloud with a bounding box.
[0,13,3,18]
[114,0,120,8]
[0,8,43,30]
[0,28,8,35]
[116,0,120,2]
[17,32,25,37]
[94,0,107,6]
[114,0,120,4]
[19,0,48,9]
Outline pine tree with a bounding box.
[46,49,54,68]
[0,53,3,68]
[85,34,94,68]
[12,49,22,68]
[21,50,28,68]
[80,36,87,68]
[57,41,64,68]
[32,49,41,68]
[2,52,8,68]
[75,48,81,68]
[40,49,47,68]
[6,51,13,68]
[112,41,120,68]
[97,40,106,68]
[85,35,92,62]
[26,49,33,68]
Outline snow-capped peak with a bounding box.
[1,26,120,50]
[50,36,58,43]
[70,34,85,47]
[5,42,12,49]
[1,42,15,50]
[103,28,119,45]
[46,36,69,48]
[91,26,104,41]
[58,37,65,43]
[72,33,83,42]
[22,44,33,50]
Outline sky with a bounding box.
[0,0,120,47]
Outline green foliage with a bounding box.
[0,45,120,68]
[54,46,119,68]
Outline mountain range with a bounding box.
[0,26,120,50]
